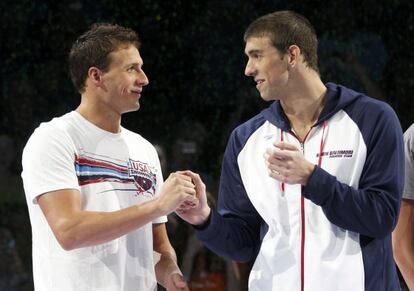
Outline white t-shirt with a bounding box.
[404,124,414,200]
[22,111,166,291]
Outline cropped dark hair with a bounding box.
[244,10,319,73]
[69,23,140,93]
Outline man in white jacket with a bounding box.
[178,10,404,291]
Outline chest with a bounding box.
[72,133,160,210]
[237,113,367,222]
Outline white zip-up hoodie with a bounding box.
[195,83,404,291]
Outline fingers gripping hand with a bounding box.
[175,171,211,226]
[157,172,198,215]
[264,141,315,185]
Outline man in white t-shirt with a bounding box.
[21,23,197,291]
[393,124,414,290]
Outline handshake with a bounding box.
[156,170,211,226]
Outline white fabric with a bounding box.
[239,111,366,291]
[403,124,414,200]
[22,111,166,291]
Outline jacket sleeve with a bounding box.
[195,130,262,262]
[303,101,404,238]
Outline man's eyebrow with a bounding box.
[126,61,143,67]
[245,49,263,56]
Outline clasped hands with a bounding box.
[158,170,210,225]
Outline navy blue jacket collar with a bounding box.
[262,82,364,130]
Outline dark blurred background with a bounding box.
[1,0,413,290]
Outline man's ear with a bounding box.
[87,67,103,86]
[287,45,301,68]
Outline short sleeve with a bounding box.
[21,124,80,204]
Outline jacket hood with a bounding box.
[262,82,365,131]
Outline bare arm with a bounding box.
[153,223,189,291]
[392,199,414,290]
[38,173,197,250]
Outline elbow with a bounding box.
[60,243,76,251]
[205,241,257,262]
[55,230,79,251]
[53,221,83,251]
[382,206,400,237]
[375,220,397,238]
[369,218,397,239]
[234,253,256,263]
[222,245,258,263]
[369,202,400,238]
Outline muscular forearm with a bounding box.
[39,172,198,251]
[43,197,163,250]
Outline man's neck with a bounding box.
[76,95,122,134]
[281,76,327,140]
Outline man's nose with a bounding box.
[244,60,255,76]
[138,71,149,86]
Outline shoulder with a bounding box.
[326,83,397,121]
[341,94,400,139]
[344,92,397,121]
[356,95,395,115]
[327,86,403,150]
[25,113,74,147]
[230,109,268,145]
[22,113,77,161]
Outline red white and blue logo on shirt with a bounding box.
[127,159,157,195]
[74,152,157,197]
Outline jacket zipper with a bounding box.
[299,121,328,291]
[285,131,307,291]
[300,141,305,291]
[284,121,327,291]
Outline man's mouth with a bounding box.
[131,90,142,96]
[255,79,265,88]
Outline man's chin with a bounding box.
[259,90,281,102]
[259,93,273,102]
[122,104,140,114]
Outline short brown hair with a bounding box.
[244,10,319,73]
[69,23,140,93]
